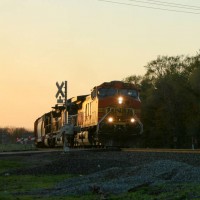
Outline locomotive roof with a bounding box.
[96,80,138,90]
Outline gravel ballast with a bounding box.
[4,149,200,196]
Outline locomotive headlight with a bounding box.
[108,117,114,123]
[130,118,135,123]
[118,96,123,104]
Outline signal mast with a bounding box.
[55,81,70,151]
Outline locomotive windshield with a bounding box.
[119,89,138,98]
[98,88,138,98]
[98,88,117,97]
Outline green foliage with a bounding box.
[108,183,200,200]
[124,51,200,148]
[190,67,200,96]
[123,75,143,88]
[0,174,71,192]
[0,159,23,173]
[0,174,73,200]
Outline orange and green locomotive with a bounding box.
[34,80,143,147]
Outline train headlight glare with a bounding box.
[130,118,135,123]
[118,96,123,104]
[108,117,113,123]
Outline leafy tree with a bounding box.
[124,52,200,148]
[123,75,143,87]
[187,54,200,148]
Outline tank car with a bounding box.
[34,80,143,147]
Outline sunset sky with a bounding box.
[0,0,200,130]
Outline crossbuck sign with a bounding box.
[56,82,65,98]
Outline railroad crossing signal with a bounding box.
[55,82,65,98]
[55,81,67,105]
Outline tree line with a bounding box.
[0,127,33,144]
[123,51,200,148]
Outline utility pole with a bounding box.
[65,81,68,124]
[63,81,69,152]
[56,81,69,151]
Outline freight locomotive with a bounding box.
[34,80,143,148]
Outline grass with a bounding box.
[0,174,71,192]
[0,159,23,173]
[118,184,200,200]
[0,159,73,200]
[1,159,200,199]
[0,144,36,152]
[0,175,74,200]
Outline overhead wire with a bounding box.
[98,0,200,14]
[145,0,200,10]
[128,0,200,11]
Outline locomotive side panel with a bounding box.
[77,95,98,128]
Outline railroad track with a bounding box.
[121,148,200,153]
[1,147,200,156]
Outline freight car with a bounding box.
[34,80,143,148]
